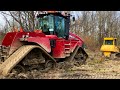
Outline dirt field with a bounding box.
[0,49,120,79]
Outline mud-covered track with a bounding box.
[0,45,56,76]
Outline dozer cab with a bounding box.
[0,11,88,76]
[100,37,120,59]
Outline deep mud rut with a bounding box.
[1,49,120,79]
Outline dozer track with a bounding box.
[110,52,120,60]
[0,45,56,76]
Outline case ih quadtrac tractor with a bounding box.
[0,11,88,76]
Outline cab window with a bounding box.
[104,40,113,45]
[55,16,65,38]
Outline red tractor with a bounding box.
[0,11,88,76]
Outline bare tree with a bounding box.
[1,11,120,50]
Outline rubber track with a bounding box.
[0,45,56,76]
[64,46,80,62]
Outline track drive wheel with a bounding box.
[74,53,87,66]
[12,65,25,74]
[45,60,56,71]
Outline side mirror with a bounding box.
[72,17,75,22]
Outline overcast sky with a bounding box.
[0,11,119,29]
[0,11,12,28]
[0,14,5,27]
[0,11,78,28]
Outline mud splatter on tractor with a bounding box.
[0,11,88,76]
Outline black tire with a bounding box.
[45,60,56,71]
[74,52,87,65]
[13,65,25,73]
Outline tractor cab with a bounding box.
[103,38,117,45]
[36,11,70,39]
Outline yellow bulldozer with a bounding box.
[100,37,120,59]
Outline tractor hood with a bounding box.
[100,45,119,52]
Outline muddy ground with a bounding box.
[0,49,120,79]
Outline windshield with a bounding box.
[104,40,113,45]
[55,16,65,37]
[38,15,54,34]
[37,14,65,37]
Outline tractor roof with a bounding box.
[104,37,117,40]
[37,11,70,19]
